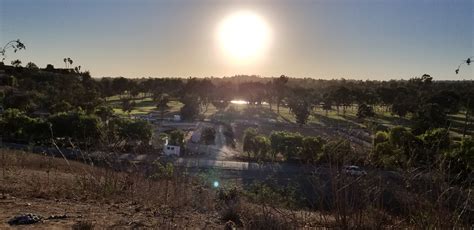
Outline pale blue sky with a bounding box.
[1,0,472,79]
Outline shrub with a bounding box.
[49,112,102,144]
[245,182,301,209]
[217,187,242,225]
[300,136,325,163]
[443,137,474,182]
[243,128,258,158]
[168,129,185,147]
[357,103,375,119]
[201,127,216,145]
[374,131,389,146]
[253,135,271,161]
[420,128,450,150]
[115,118,152,144]
[372,142,406,169]
[321,139,353,166]
[269,131,303,161]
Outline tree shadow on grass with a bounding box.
[229,106,295,123]
[242,106,278,119]
[133,99,155,108]
[311,113,362,129]
[373,114,412,127]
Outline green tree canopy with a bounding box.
[300,136,326,163]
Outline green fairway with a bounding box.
[108,96,184,116]
[106,94,472,138]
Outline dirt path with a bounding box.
[186,123,239,161]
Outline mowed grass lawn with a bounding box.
[106,94,472,139]
[107,95,184,116]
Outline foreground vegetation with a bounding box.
[1,149,472,228]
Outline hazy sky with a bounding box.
[1,0,472,80]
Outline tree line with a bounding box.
[99,74,473,135]
[1,59,473,152]
[242,126,472,183]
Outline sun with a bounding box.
[217,11,271,62]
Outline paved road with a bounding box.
[171,157,316,174]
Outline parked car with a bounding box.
[342,165,367,176]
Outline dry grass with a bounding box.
[0,149,220,228]
[0,149,471,228]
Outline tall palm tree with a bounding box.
[63,57,73,69]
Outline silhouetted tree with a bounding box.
[201,127,216,145]
[121,99,134,115]
[376,87,397,112]
[99,78,115,99]
[331,86,352,115]
[0,39,26,62]
[112,77,129,97]
[10,59,21,68]
[243,128,258,159]
[63,57,73,69]
[287,87,313,126]
[427,90,460,114]
[45,64,55,71]
[154,92,170,121]
[25,62,38,70]
[74,65,81,73]
[273,75,289,113]
[179,96,200,120]
[238,81,266,105]
[412,103,449,134]
[357,103,375,119]
[183,78,215,112]
[392,89,417,117]
[322,93,333,116]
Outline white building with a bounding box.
[173,115,181,122]
[162,138,180,157]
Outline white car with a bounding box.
[342,165,367,176]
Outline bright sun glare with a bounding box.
[217,11,271,62]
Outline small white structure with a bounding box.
[163,138,180,157]
[173,115,181,122]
